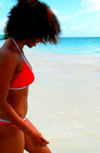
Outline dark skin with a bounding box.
[0,37,51,153]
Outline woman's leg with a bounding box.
[0,124,25,153]
[24,118,51,153]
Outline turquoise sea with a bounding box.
[0,35,100,57]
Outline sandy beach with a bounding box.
[24,50,100,153]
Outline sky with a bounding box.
[0,0,100,37]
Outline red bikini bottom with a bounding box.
[0,118,26,125]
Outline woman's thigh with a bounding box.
[24,118,51,153]
[0,124,25,153]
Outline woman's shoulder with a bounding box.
[0,46,18,79]
[0,44,18,64]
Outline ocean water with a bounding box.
[24,37,100,57]
[0,36,100,57]
[0,36,100,153]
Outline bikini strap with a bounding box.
[12,38,22,54]
[12,37,32,70]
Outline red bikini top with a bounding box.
[10,61,35,90]
[10,38,35,90]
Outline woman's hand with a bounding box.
[25,128,49,148]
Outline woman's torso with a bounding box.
[0,38,34,120]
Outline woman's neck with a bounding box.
[11,37,25,51]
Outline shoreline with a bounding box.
[25,50,100,153]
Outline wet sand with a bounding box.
[24,51,100,153]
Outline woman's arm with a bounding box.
[0,48,26,127]
[0,49,49,147]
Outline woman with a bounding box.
[0,0,61,152]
